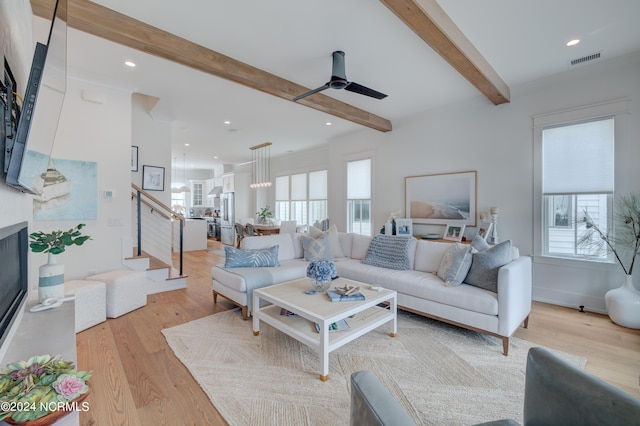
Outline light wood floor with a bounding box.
[76,239,640,425]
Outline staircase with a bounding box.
[124,184,188,294]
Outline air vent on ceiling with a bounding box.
[570,52,601,66]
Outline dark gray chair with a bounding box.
[234,223,247,248]
[350,348,640,426]
[245,223,261,236]
[350,370,416,426]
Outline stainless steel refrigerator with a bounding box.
[220,192,235,245]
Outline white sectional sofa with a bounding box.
[211,231,532,355]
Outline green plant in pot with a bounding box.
[578,193,640,328]
[29,224,91,303]
[256,206,273,224]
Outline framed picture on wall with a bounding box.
[142,165,165,191]
[443,224,465,242]
[131,146,139,172]
[405,171,477,226]
[395,219,413,236]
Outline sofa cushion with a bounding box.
[351,234,373,260]
[224,245,280,268]
[361,235,414,270]
[309,224,345,258]
[414,241,452,273]
[302,233,333,261]
[470,234,491,252]
[437,244,473,287]
[242,233,296,261]
[465,240,513,293]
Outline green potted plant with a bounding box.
[29,224,91,303]
[256,206,273,224]
[579,193,640,328]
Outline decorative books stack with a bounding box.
[326,289,365,302]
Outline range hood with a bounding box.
[207,186,223,197]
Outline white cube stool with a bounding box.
[86,270,148,318]
[65,280,107,333]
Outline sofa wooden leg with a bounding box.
[523,314,530,329]
[502,337,509,356]
[241,306,249,320]
[212,290,218,304]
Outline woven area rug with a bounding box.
[162,309,586,426]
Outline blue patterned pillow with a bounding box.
[437,244,473,287]
[302,233,333,261]
[224,245,280,268]
[361,235,414,270]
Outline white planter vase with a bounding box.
[605,274,640,329]
[39,252,65,302]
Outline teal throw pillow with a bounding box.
[437,243,473,287]
[224,245,280,268]
[302,233,333,261]
[464,240,513,292]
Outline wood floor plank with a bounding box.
[74,239,639,425]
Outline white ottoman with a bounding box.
[65,280,107,333]
[86,270,148,318]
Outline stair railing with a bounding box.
[131,183,185,276]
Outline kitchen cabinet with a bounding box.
[191,180,205,206]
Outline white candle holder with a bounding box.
[489,210,499,244]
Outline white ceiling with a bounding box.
[34,0,640,173]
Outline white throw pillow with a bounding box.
[437,243,473,287]
[309,224,345,258]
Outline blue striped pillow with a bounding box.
[224,245,280,268]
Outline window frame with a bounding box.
[533,98,629,265]
[346,156,373,236]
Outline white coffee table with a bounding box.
[252,277,397,381]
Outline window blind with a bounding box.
[347,158,371,199]
[542,117,614,194]
[309,170,327,199]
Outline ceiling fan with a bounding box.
[293,51,388,102]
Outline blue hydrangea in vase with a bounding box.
[306,260,337,292]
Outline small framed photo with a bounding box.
[475,222,493,241]
[142,165,165,191]
[395,219,413,236]
[443,224,465,242]
[131,146,139,172]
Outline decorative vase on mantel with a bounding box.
[38,252,64,302]
[605,274,640,329]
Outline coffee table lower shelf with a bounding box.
[252,279,397,381]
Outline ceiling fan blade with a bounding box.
[345,82,388,99]
[293,83,330,101]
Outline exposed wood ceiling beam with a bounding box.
[380,0,510,105]
[31,0,392,132]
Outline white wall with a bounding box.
[28,77,133,289]
[269,52,640,313]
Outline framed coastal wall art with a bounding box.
[405,171,477,226]
[142,165,165,191]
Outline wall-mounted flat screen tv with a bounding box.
[2,0,67,195]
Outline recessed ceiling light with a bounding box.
[566,39,580,47]
[224,120,231,125]
[184,143,190,147]
[213,156,219,159]
[325,122,332,126]
[124,61,136,67]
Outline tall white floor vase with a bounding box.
[39,252,65,302]
[605,274,640,329]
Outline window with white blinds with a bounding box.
[274,171,327,227]
[347,158,372,235]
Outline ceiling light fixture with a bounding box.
[566,39,580,47]
[326,122,332,126]
[249,142,272,189]
[179,153,191,193]
[224,120,231,125]
[124,61,136,67]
